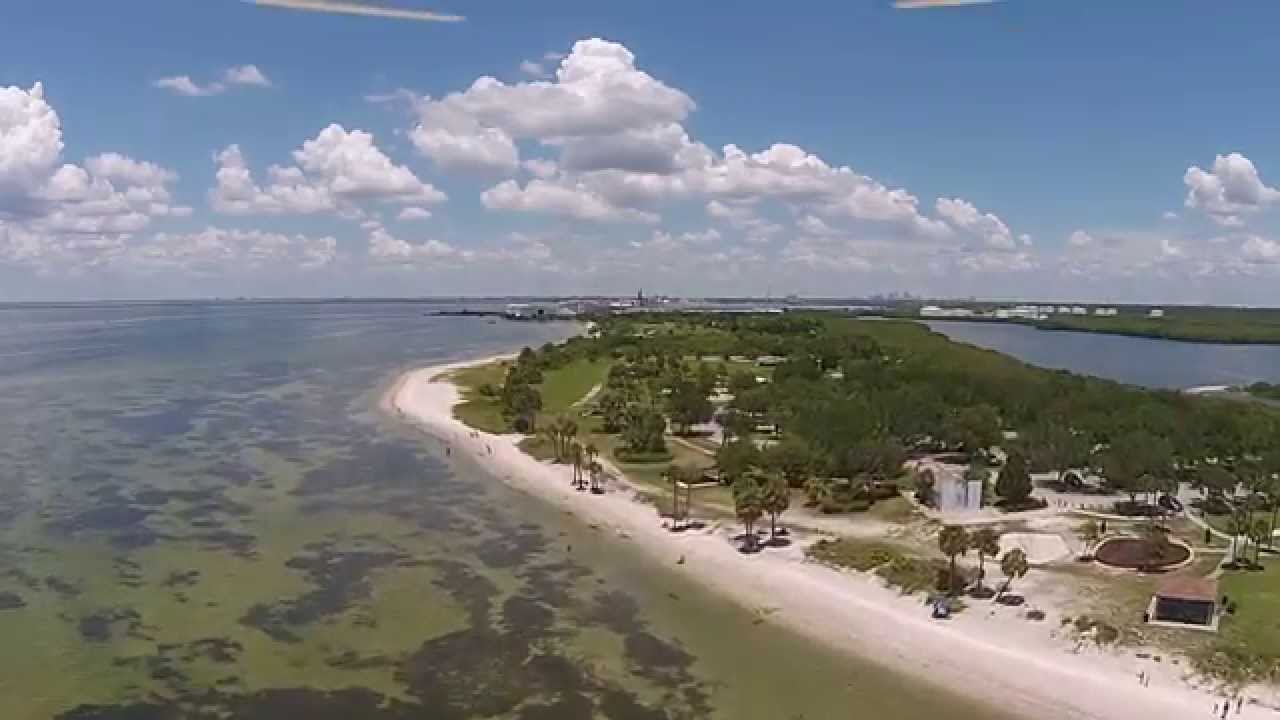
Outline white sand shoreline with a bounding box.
[386,354,1265,720]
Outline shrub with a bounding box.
[614,448,674,464]
[996,497,1049,513]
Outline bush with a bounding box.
[877,556,940,595]
[806,539,900,571]
[869,482,901,501]
[614,448,674,464]
[1112,501,1164,517]
[478,383,498,397]
[996,497,1048,513]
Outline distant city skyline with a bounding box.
[4,2,1280,303]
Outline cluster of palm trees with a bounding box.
[937,525,1029,600]
[1192,459,1280,566]
[541,415,605,494]
[731,467,791,553]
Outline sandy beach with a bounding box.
[386,356,1266,720]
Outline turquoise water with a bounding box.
[0,302,1011,719]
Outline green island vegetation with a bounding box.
[1033,307,1280,345]
[894,302,1280,345]
[451,312,1280,683]
[1246,382,1280,403]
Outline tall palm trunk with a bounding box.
[1270,501,1279,550]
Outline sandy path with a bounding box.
[385,357,1264,720]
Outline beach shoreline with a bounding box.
[385,353,1265,720]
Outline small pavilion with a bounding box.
[1147,576,1219,632]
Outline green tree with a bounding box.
[1021,421,1089,477]
[695,362,720,396]
[938,525,971,595]
[728,369,758,396]
[804,475,833,506]
[540,415,579,462]
[715,439,759,485]
[998,548,1029,599]
[1102,431,1172,506]
[995,451,1033,507]
[621,405,667,455]
[763,434,816,488]
[970,526,1001,584]
[1195,463,1236,499]
[599,391,628,433]
[732,472,766,552]
[761,471,791,541]
[720,408,754,442]
[838,437,906,484]
[944,405,1001,459]
[668,379,713,435]
[505,384,543,432]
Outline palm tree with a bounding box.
[666,463,689,529]
[761,471,790,542]
[585,442,603,494]
[1249,518,1271,566]
[970,526,1000,586]
[569,441,585,490]
[938,525,970,596]
[997,548,1029,600]
[732,472,766,553]
[1077,519,1101,558]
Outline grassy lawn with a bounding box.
[806,537,944,596]
[1203,510,1277,538]
[450,360,513,433]
[538,357,611,412]
[866,496,919,524]
[450,357,611,434]
[1210,562,1280,680]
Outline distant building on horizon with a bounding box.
[919,305,975,319]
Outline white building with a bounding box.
[1149,308,1166,319]
[1071,306,1088,315]
[1093,307,1118,316]
[919,306,975,318]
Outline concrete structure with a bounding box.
[1148,308,1166,319]
[935,468,983,513]
[1093,307,1118,316]
[1147,576,1219,632]
[1070,306,1088,315]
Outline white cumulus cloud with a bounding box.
[211,124,445,216]
[1184,152,1280,221]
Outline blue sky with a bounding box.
[2,0,1280,302]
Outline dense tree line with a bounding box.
[591,314,1280,504]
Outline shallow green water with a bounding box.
[0,302,1013,719]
